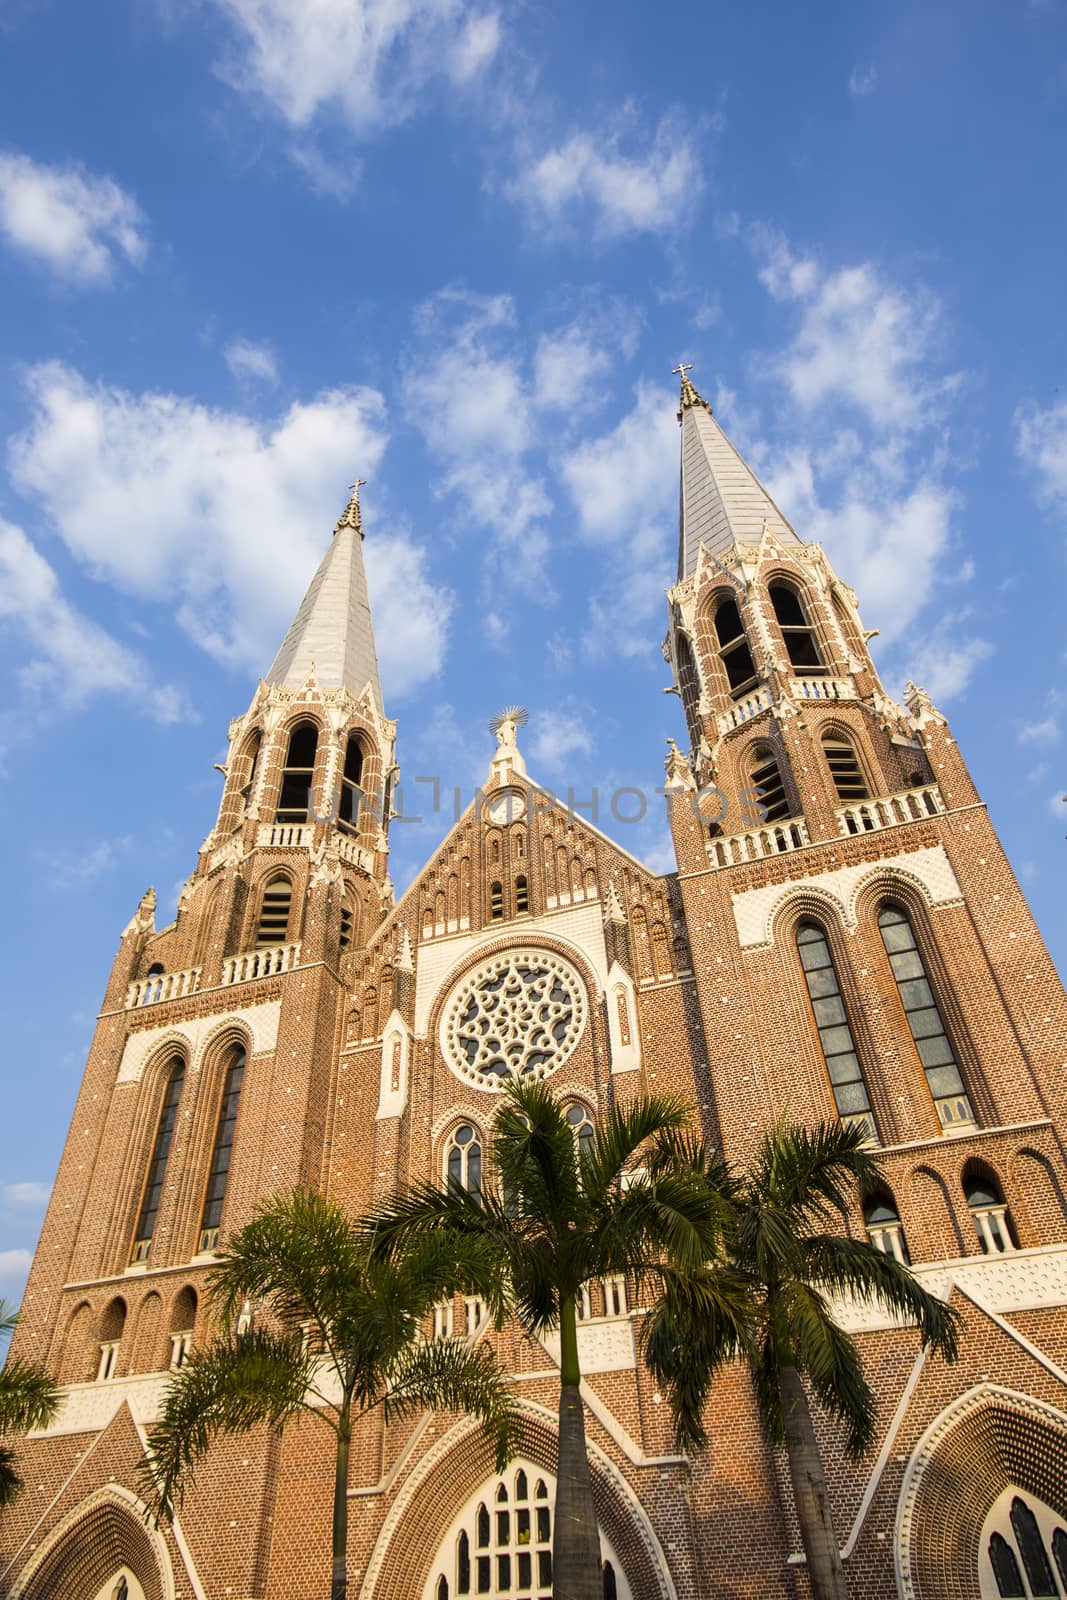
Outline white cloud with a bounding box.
[508,113,701,238]
[7,363,449,701]
[0,1248,33,1290]
[849,65,878,97]
[2,1182,51,1209]
[1018,717,1061,746]
[1047,789,1067,821]
[751,229,958,430]
[0,519,193,724]
[1016,398,1067,515]
[0,151,146,284]
[46,835,134,891]
[530,710,592,774]
[410,296,552,568]
[225,337,279,385]
[533,327,612,411]
[904,631,993,703]
[205,0,502,132]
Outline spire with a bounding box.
[675,364,801,580]
[265,481,384,709]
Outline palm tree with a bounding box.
[369,1078,746,1600]
[0,1301,62,1507]
[642,1120,960,1600]
[141,1189,520,1600]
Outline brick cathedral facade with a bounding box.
[2,372,1066,1600]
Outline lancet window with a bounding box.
[769,581,825,674]
[256,877,292,946]
[823,732,870,802]
[863,1192,909,1263]
[130,1058,185,1264]
[198,1049,246,1253]
[981,1488,1067,1597]
[965,1172,1017,1256]
[277,721,318,823]
[796,923,875,1142]
[445,1124,482,1198]
[877,906,975,1132]
[338,735,364,835]
[714,597,758,697]
[748,746,792,825]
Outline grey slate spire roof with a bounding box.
[677,369,802,580]
[265,482,384,710]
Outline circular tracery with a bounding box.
[442,951,586,1088]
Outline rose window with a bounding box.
[443,951,586,1087]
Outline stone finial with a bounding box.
[122,885,157,938]
[673,360,711,417]
[396,928,415,973]
[904,680,946,729]
[335,478,366,537]
[603,879,626,927]
[664,738,694,790]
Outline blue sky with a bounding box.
[0,0,1064,1303]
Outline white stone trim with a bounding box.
[5,1483,175,1600]
[893,1385,1067,1600]
[540,1315,636,1375]
[115,1000,281,1085]
[30,1373,172,1438]
[377,1009,411,1120]
[731,843,963,949]
[606,960,641,1075]
[414,905,608,1038]
[360,1398,678,1600]
[829,1242,1067,1333]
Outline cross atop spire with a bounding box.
[673,360,710,416]
[335,478,367,536]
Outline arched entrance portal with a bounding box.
[895,1386,1067,1599]
[423,1458,632,1600]
[8,1487,172,1600]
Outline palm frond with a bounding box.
[0,1357,61,1434]
[779,1280,875,1458]
[640,1263,754,1451]
[384,1338,520,1472]
[597,1167,732,1277]
[580,1096,691,1203]
[0,1302,19,1342]
[0,1445,22,1510]
[140,1328,319,1523]
[751,1121,881,1228]
[491,1079,580,1235]
[803,1234,960,1360]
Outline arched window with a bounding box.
[97,1297,126,1381]
[489,880,504,920]
[130,1058,185,1264]
[965,1172,1017,1255]
[256,877,292,947]
[1010,1497,1058,1595]
[240,729,261,804]
[988,1532,1025,1596]
[823,732,870,803]
[339,893,355,952]
[515,875,529,914]
[445,1124,482,1198]
[277,721,318,822]
[748,746,792,824]
[338,734,364,835]
[863,1191,909,1263]
[169,1286,197,1369]
[566,1102,595,1162]
[714,597,758,698]
[770,582,825,674]
[877,906,975,1131]
[796,923,875,1142]
[604,1560,619,1600]
[675,630,700,727]
[198,1049,246,1253]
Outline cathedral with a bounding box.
[3,370,1067,1600]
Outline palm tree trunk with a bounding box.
[331,1410,351,1600]
[553,1295,603,1600]
[779,1364,849,1600]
